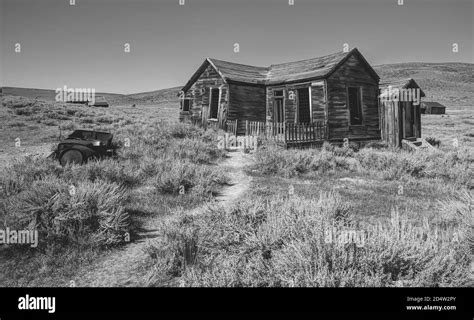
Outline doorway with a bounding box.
[297,87,311,124]
[209,88,220,119]
[273,90,284,123]
[403,102,415,138]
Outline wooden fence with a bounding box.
[190,118,327,145]
[225,119,238,136]
[245,121,327,144]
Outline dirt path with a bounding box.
[72,149,253,287]
[217,150,253,203]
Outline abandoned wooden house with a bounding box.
[379,78,426,148]
[179,48,417,147]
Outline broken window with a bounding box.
[181,99,191,112]
[209,88,220,119]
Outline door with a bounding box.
[404,102,414,138]
[273,90,285,136]
[273,90,284,123]
[274,99,284,123]
[297,88,311,124]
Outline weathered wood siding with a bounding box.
[228,82,266,135]
[380,100,400,147]
[327,54,380,141]
[311,83,326,123]
[183,63,228,124]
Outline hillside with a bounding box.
[1,86,182,107]
[108,86,182,106]
[374,62,473,106]
[1,87,124,104]
[2,62,472,108]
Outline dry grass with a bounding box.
[145,192,471,287]
[0,93,472,287]
[0,98,228,286]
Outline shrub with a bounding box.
[8,121,27,127]
[152,159,229,198]
[63,159,142,188]
[0,157,64,195]
[363,141,390,150]
[437,190,473,256]
[2,177,130,248]
[145,193,471,287]
[253,145,352,177]
[169,139,226,164]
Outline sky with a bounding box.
[0,0,472,94]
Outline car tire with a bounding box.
[59,149,84,166]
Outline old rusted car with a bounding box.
[50,130,117,166]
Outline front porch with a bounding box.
[189,116,328,147]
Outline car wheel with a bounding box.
[59,149,84,166]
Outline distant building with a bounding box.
[420,101,446,114]
[88,96,109,108]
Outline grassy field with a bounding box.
[0,95,179,168]
[0,62,472,287]
[0,94,229,286]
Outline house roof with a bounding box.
[379,78,426,98]
[182,48,379,92]
[208,58,268,84]
[266,50,374,84]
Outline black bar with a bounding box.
[0,288,472,316]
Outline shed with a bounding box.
[88,96,109,108]
[421,101,446,114]
[379,78,425,147]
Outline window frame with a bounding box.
[181,98,192,112]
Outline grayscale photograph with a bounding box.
[0,0,472,317]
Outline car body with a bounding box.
[50,130,117,166]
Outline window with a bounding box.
[297,87,311,124]
[273,90,284,123]
[181,99,191,112]
[274,90,284,97]
[209,88,220,119]
[348,87,363,125]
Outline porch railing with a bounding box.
[245,120,327,144]
[225,119,238,136]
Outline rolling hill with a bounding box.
[0,86,182,107]
[0,87,124,104]
[2,62,472,108]
[373,62,473,106]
